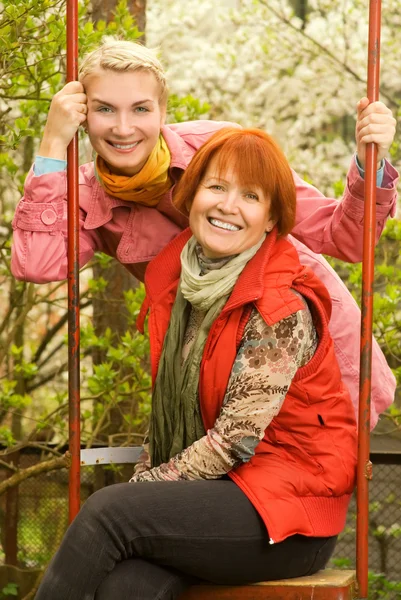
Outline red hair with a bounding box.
[173,127,296,236]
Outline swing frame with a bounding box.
[66,2,383,598]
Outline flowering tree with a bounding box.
[148,0,401,195]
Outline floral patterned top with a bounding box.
[130,252,318,483]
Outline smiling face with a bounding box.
[189,157,275,259]
[84,69,166,176]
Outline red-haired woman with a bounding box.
[36,128,358,600]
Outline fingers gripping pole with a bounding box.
[66,0,81,522]
[356,0,381,597]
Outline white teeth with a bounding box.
[111,142,139,149]
[209,218,240,232]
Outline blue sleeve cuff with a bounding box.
[34,155,67,176]
[355,154,384,188]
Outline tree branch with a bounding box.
[0,458,18,472]
[0,452,70,497]
[34,298,92,364]
[21,571,44,600]
[0,441,63,457]
[0,283,36,364]
[258,0,398,108]
[0,94,52,102]
[26,360,69,392]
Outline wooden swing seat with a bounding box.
[80,447,357,600]
[180,569,357,599]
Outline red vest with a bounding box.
[138,229,357,544]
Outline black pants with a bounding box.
[35,480,337,600]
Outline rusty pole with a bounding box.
[356,0,381,597]
[66,0,81,521]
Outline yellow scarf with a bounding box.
[95,135,172,206]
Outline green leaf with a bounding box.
[83,21,94,35]
[1,582,19,596]
[15,117,29,131]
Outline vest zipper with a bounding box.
[269,538,275,545]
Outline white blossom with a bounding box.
[147,0,400,197]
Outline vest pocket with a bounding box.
[269,429,324,475]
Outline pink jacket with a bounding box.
[11,120,398,428]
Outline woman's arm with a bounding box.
[292,100,398,262]
[10,82,97,283]
[130,301,316,482]
[11,167,102,283]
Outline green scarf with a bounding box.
[149,235,266,467]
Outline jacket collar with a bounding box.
[161,125,195,172]
[222,230,280,312]
[84,177,120,230]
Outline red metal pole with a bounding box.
[356,0,381,597]
[66,0,81,522]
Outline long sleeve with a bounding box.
[291,158,398,263]
[11,166,104,283]
[34,156,67,175]
[354,155,384,187]
[130,298,317,482]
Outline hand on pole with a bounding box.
[39,81,87,160]
[355,97,396,170]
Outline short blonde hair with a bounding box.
[79,37,168,106]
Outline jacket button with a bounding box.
[40,209,57,225]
